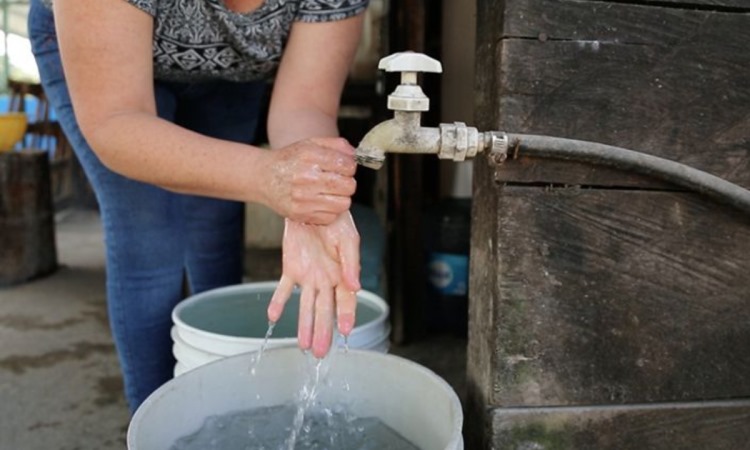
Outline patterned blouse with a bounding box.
[48,0,369,82]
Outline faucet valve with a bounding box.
[378,52,442,112]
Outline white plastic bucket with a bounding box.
[172,282,391,375]
[128,347,464,449]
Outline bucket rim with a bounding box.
[129,346,463,450]
[171,326,225,364]
[172,281,390,345]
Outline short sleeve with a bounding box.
[295,0,370,23]
[125,0,157,17]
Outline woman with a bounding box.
[29,0,368,412]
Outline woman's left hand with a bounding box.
[267,211,361,358]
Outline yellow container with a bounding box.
[0,113,28,152]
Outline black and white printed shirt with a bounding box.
[47,0,369,82]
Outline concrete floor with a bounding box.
[0,209,129,449]
[0,209,466,449]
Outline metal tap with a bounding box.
[355,54,750,216]
[356,52,508,170]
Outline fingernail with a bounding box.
[338,313,355,335]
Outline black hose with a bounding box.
[505,134,750,216]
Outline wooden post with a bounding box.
[386,0,443,343]
[0,150,58,286]
[468,0,750,447]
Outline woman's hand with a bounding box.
[267,211,361,358]
[261,137,357,226]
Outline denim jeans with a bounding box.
[29,0,266,412]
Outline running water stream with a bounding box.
[285,357,324,449]
[250,321,276,376]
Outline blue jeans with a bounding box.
[29,0,266,412]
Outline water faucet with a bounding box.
[356,52,508,170]
[355,54,750,215]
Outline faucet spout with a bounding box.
[356,112,440,169]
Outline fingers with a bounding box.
[312,287,335,358]
[337,216,361,292]
[335,284,357,337]
[285,155,355,224]
[290,160,357,195]
[298,284,337,358]
[304,139,357,177]
[295,282,347,358]
[290,172,356,202]
[267,275,295,323]
[320,172,357,197]
[297,285,315,351]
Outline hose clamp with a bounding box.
[486,132,509,165]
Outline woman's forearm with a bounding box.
[86,109,355,224]
[266,14,362,150]
[267,106,340,149]
[87,111,272,205]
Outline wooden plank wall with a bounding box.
[467,0,750,447]
[491,400,750,449]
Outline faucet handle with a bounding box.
[379,52,442,112]
[378,52,442,85]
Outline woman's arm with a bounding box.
[266,13,366,357]
[53,0,355,224]
[267,12,365,148]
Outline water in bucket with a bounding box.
[169,404,419,450]
[170,351,420,450]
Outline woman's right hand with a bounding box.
[262,137,357,225]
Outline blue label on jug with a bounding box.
[428,252,468,296]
